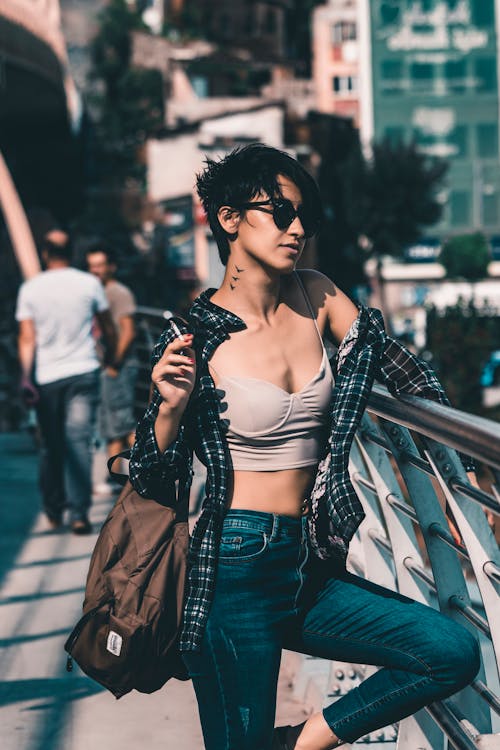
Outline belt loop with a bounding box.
[301,515,308,544]
[271,514,278,541]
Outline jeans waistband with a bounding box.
[222,508,306,538]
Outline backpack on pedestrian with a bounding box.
[64,452,190,699]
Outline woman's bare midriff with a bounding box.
[226,466,317,518]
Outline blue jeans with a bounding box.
[36,370,100,522]
[182,509,480,750]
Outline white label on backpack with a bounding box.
[107,630,123,657]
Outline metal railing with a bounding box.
[347,387,500,749]
[135,306,500,749]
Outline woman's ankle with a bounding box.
[294,712,343,750]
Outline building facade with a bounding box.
[313,0,361,126]
[360,0,500,239]
[181,0,291,62]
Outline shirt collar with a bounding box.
[189,288,247,334]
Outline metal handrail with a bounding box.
[369,384,500,472]
[359,388,500,747]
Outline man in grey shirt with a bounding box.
[86,244,138,478]
[16,230,116,534]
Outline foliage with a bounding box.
[426,300,500,413]
[286,0,326,75]
[89,0,164,188]
[343,139,448,259]
[90,0,142,98]
[311,114,368,299]
[440,232,490,281]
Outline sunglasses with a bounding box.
[237,199,320,238]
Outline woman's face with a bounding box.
[231,175,307,273]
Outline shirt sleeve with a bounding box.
[129,323,192,498]
[91,277,110,313]
[15,283,33,321]
[113,285,136,319]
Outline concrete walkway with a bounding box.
[0,433,311,750]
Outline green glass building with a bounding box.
[363,0,500,239]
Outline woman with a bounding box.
[129,144,480,750]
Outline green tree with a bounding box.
[312,113,368,300]
[89,0,164,192]
[426,300,500,414]
[440,232,490,281]
[342,139,448,322]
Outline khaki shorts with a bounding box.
[99,361,138,441]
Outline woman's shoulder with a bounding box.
[295,268,336,291]
[294,269,353,314]
[293,269,360,344]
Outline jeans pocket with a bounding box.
[219,529,268,563]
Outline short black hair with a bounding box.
[42,231,72,261]
[86,242,116,265]
[196,143,323,265]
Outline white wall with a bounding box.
[146,105,284,202]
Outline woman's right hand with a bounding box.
[151,333,196,411]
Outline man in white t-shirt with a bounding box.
[16,230,116,534]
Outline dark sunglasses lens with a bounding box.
[298,207,318,238]
[273,200,296,231]
[274,200,318,238]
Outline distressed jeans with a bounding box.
[182,509,480,750]
[36,370,100,522]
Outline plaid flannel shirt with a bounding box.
[129,289,475,651]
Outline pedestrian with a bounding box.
[16,230,116,534]
[86,243,138,478]
[129,144,480,750]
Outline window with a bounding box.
[449,126,468,158]
[410,63,435,92]
[382,60,403,79]
[380,2,400,25]
[450,191,471,226]
[219,11,231,38]
[333,75,358,93]
[244,9,253,35]
[445,59,467,93]
[332,21,357,44]
[471,0,495,27]
[483,194,499,225]
[411,63,434,81]
[265,8,277,34]
[384,126,405,145]
[413,129,436,149]
[475,59,497,93]
[477,124,498,158]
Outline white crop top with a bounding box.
[210,275,334,471]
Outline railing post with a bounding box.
[378,421,492,736]
[351,415,446,750]
[424,439,500,680]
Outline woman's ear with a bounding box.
[217,206,240,235]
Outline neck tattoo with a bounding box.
[230,264,245,290]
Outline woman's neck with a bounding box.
[215,261,285,321]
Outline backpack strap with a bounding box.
[107,450,191,520]
[107,450,131,487]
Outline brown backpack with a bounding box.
[64,457,190,699]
